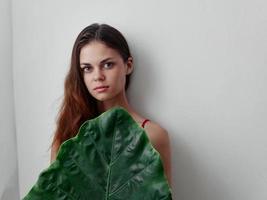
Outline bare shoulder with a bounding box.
[143,120,170,149]
[144,120,172,186]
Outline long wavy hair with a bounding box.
[50,23,133,151]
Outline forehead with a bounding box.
[79,41,121,64]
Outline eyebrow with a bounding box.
[80,57,114,66]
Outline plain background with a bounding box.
[1,0,267,199]
[0,0,19,199]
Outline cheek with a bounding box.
[83,76,93,91]
[113,72,126,89]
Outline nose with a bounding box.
[93,68,105,81]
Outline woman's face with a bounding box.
[79,41,132,102]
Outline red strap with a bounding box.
[142,119,150,128]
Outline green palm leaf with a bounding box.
[23,106,173,199]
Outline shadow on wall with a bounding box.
[126,38,157,117]
[171,132,232,200]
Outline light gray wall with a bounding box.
[0,0,19,199]
[12,0,267,199]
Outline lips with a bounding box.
[94,86,109,90]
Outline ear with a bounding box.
[125,57,134,75]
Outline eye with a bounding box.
[103,62,114,69]
[82,66,93,73]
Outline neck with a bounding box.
[97,91,144,124]
[97,90,135,115]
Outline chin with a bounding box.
[91,89,122,102]
[93,94,113,102]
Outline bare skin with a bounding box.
[51,41,172,187]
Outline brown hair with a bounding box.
[50,23,133,152]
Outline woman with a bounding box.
[50,23,172,187]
